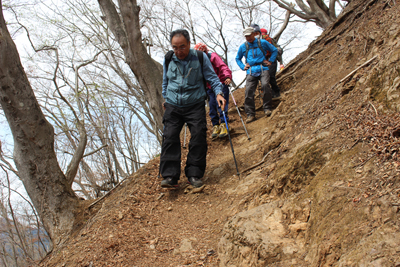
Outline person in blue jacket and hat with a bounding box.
[236,26,278,123]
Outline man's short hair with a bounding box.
[170,29,190,43]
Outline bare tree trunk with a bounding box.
[0,5,79,244]
[272,0,338,29]
[97,0,164,144]
[273,9,292,42]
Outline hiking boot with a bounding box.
[265,110,272,117]
[211,125,220,138]
[161,177,178,188]
[188,177,203,188]
[246,115,255,123]
[219,123,228,138]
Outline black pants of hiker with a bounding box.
[160,102,207,181]
[269,61,280,95]
[244,71,272,116]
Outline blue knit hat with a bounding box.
[250,23,261,34]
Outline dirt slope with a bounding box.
[40,0,400,266]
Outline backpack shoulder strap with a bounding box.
[165,50,174,70]
[245,40,267,62]
[257,39,267,60]
[195,50,209,99]
[245,42,250,62]
[196,50,205,72]
[196,50,204,70]
[166,50,205,73]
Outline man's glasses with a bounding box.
[172,45,187,51]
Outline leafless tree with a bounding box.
[142,0,302,74]
[271,0,346,29]
[0,166,50,266]
[97,0,165,143]
[223,0,269,28]
[0,2,81,243]
[0,0,329,251]
[8,1,157,199]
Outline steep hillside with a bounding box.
[40,0,400,266]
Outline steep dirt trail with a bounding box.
[40,0,400,265]
[39,89,274,266]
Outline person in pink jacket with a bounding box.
[194,43,232,138]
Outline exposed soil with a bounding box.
[40,0,400,266]
[39,89,268,267]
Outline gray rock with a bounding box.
[218,199,310,266]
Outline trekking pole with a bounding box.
[220,101,240,178]
[228,85,251,141]
[183,123,187,149]
[158,126,165,179]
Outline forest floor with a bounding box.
[40,0,400,266]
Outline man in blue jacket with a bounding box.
[161,29,226,188]
[236,27,278,123]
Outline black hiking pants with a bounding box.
[269,61,280,95]
[244,71,272,116]
[160,102,207,180]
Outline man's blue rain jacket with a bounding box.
[236,39,278,75]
